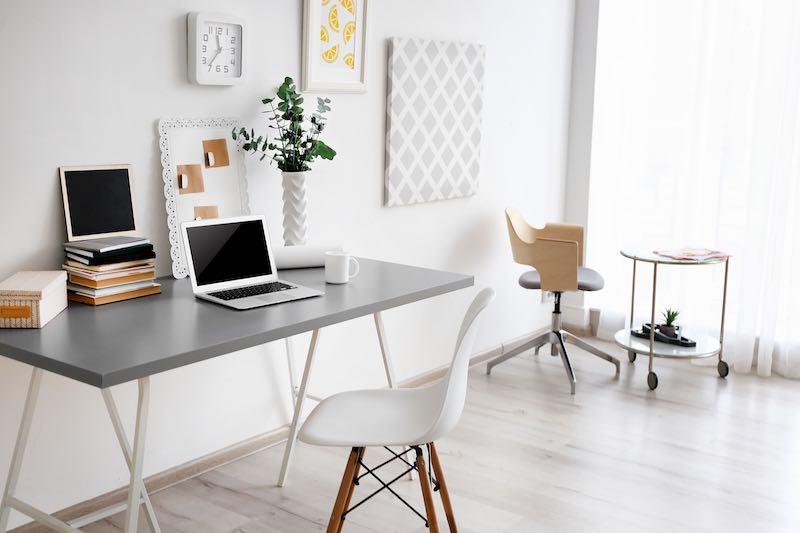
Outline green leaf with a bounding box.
[310,139,336,161]
[262,97,274,104]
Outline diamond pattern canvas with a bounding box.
[385,37,486,207]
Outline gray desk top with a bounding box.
[0,259,473,388]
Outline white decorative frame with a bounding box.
[158,117,250,279]
[302,0,368,93]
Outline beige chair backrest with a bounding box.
[505,207,585,292]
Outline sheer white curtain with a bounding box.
[586,0,800,377]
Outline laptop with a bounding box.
[181,215,323,310]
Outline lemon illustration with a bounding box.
[344,53,355,69]
[320,25,329,42]
[328,5,340,32]
[340,0,355,15]
[343,21,356,44]
[322,44,340,64]
[322,0,330,5]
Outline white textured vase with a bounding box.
[281,171,309,246]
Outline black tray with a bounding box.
[631,323,697,347]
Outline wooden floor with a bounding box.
[83,341,800,533]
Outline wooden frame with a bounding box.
[302,0,369,93]
[59,164,139,242]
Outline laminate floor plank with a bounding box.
[83,340,800,533]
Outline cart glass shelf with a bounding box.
[614,329,721,359]
[620,250,728,265]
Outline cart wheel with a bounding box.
[717,360,729,378]
[628,351,637,363]
[647,371,658,390]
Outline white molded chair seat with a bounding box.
[297,288,495,533]
[299,385,443,447]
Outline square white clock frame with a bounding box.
[187,12,245,86]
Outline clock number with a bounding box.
[202,44,207,53]
[202,56,207,65]
[224,65,229,73]
[203,34,208,42]
[231,36,236,44]
[231,58,236,65]
[217,27,223,35]
[216,65,221,72]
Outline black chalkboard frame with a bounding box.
[59,164,139,242]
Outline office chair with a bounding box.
[298,288,495,533]
[486,208,619,393]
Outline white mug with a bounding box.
[325,252,360,284]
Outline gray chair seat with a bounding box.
[519,267,604,292]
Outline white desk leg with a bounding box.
[373,312,415,480]
[278,329,321,487]
[285,337,298,402]
[373,312,397,388]
[102,387,161,533]
[0,368,42,532]
[123,378,150,533]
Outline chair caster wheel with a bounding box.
[717,360,729,378]
[628,351,636,363]
[647,371,658,390]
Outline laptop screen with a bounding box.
[186,220,273,286]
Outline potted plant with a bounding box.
[659,308,680,338]
[233,76,336,246]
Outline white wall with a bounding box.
[0,0,576,527]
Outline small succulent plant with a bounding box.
[662,308,679,327]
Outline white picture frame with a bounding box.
[158,117,250,279]
[59,164,140,242]
[302,0,368,93]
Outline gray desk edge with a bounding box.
[1,274,474,388]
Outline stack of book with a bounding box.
[63,236,161,305]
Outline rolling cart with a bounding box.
[614,251,730,390]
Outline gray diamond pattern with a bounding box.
[385,37,486,207]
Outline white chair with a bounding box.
[298,288,495,533]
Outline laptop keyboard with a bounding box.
[209,282,294,301]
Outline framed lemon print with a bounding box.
[302,0,368,93]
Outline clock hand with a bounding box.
[215,34,222,53]
[208,47,222,67]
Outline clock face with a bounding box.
[200,22,242,79]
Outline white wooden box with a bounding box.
[0,271,68,328]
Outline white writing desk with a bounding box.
[0,258,473,532]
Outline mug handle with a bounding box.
[349,257,360,279]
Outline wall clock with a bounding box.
[187,12,245,85]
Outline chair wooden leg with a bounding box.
[415,449,440,533]
[336,447,365,533]
[429,443,457,532]
[327,447,363,533]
